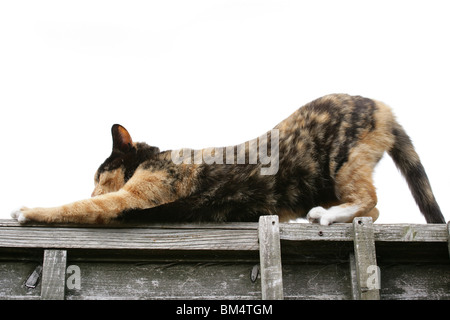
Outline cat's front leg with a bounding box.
[11,207,32,224]
[10,189,150,224]
[11,168,185,224]
[11,206,87,224]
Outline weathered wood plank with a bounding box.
[280,223,354,242]
[66,262,262,300]
[1,220,447,252]
[0,261,42,300]
[373,224,449,242]
[62,261,353,300]
[0,219,258,229]
[280,222,448,243]
[380,263,450,300]
[0,226,259,251]
[352,217,380,300]
[0,218,448,301]
[282,262,352,300]
[348,253,359,300]
[41,250,67,300]
[447,221,450,257]
[258,215,283,300]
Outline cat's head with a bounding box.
[91,124,160,197]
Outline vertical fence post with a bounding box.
[352,217,380,300]
[41,249,67,300]
[348,253,359,300]
[258,215,284,300]
[447,221,450,258]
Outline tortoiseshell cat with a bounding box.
[12,94,445,225]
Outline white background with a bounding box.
[0,0,448,224]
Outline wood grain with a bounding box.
[258,215,283,300]
[0,218,448,300]
[41,250,67,300]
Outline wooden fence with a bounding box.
[0,217,448,300]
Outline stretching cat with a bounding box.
[11,94,445,225]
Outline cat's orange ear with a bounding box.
[111,124,133,153]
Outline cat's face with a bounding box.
[92,165,126,197]
[91,124,160,197]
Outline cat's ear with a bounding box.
[111,124,134,153]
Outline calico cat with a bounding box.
[12,94,445,225]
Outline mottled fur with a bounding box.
[12,94,445,225]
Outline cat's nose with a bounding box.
[91,188,100,197]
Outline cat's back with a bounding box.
[278,93,378,129]
[274,93,393,178]
[275,93,387,142]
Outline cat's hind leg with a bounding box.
[307,204,361,225]
[307,117,391,226]
[307,205,379,225]
[307,160,379,225]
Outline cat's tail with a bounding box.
[388,122,445,223]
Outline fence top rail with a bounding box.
[0,219,448,251]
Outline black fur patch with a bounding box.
[98,142,160,183]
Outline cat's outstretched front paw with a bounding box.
[11,207,30,224]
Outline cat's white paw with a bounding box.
[307,206,326,222]
[11,208,29,224]
[307,206,334,226]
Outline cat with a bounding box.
[11,94,445,225]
